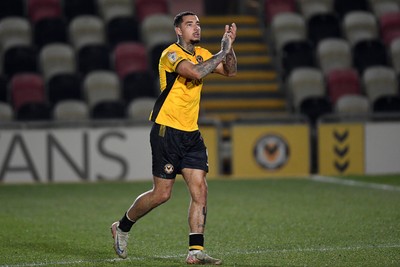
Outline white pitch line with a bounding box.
[311,175,400,192]
[1,244,399,267]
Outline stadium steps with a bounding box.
[199,15,287,123]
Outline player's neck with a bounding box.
[177,38,195,54]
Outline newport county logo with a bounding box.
[164,163,174,174]
[253,134,290,170]
[196,55,204,63]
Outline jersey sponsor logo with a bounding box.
[164,163,174,174]
[253,134,290,170]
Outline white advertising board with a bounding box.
[365,122,400,174]
[0,126,153,183]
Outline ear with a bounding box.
[175,26,182,36]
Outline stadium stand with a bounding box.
[326,68,361,104]
[39,43,76,81]
[362,65,398,103]
[0,17,32,52]
[134,0,169,22]
[53,100,89,121]
[307,13,342,45]
[373,95,400,112]
[264,0,297,23]
[379,11,400,46]
[47,73,83,107]
[122,71,158,103]
[271,12,306,53]
[352,39,388,74]
[27,0,62,24]
[98,0,135,23]
[0,0,25,20]
[390,37,400,75]
[106,16,140,48]
[368,0,400,18]
[63,0,98,21]
[10,73,46,111]
[91,100,126,119]
[77,44,111,76]
[342,11,379,46]
[33,17,68,48]
[335,94,370,114]
[68,15,105,50]
[297,0,334,19]
[83,70,120,108]
[113,42,148,79]
[127,97,156,122]
[3,45,38,78]
[0,102,13,121]
[316,38,352,75]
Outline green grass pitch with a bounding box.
[0,175,399,266]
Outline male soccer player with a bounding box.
[111,11,237,265]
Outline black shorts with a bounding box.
[150,123,209,179]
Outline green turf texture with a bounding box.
[0,176,399,266]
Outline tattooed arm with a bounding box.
[176,23,237,80]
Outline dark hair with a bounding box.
[173,11,196,27]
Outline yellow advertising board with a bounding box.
[318,123,364,175]
[199,125,220,178]
[231,124,310,177]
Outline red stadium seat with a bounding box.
[135,0,168,22]
[27,0,62,23]
[264,0,296,24]
[10,73,46,111]
[326,68,361,104]
[379,11,400,46]
[113,42,148,79]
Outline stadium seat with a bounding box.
[98,0,135,22]
[127,97,156,122]
[335,94,370,114]
[10,73,46,111]
[373,95,400,112]
[299,96,333,124]
[140,14,176,51]
[280,40,315,79]
[0,102,13,121]
[122,71,158,103]
[297,0,333,19]
[271,12,307,53]
[368,0,400,18]
[317,38,352,74]
[68,15,105,50]
[77,44,111,76]
[47,73,82,106]
[379,11,400,46]
[16,102,51,121]
[39,43,76,81]
[343,11,379,46]
[288,67,326,111]
[333,0,368,18]
[168,0,204,17]
[326,68,361,104]
[106,16,140,48]
[0,75,8,103]
[113,42,148,79]
[3,46,38,78]
[63,0,97,21]
[352,39,388,74]
[135,0,169,22]
[148,42,170,75]
[0,17,32,52]
[83,70,121,108]
[307,13,342,45]
[27,0,62,24]
[390,37,400,75]
[53,100,89,121]
[264,0,297,23]
[362,66,398,103]
[91,100,126,119]
[0,0,25,20]
[33,17,68,48]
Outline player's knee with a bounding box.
[155,190,171,205]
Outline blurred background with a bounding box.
[0,0,400,183]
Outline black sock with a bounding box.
[189,233,204,251]
[118,213,135,232]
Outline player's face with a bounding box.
[179,15,201,44]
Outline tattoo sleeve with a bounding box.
[223,49,237,76]
[193,50,227,79]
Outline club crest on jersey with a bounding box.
[196,55,204,63]
[164,163,174,174]
[167,52,178,63]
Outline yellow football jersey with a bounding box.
[150,43,213,132]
